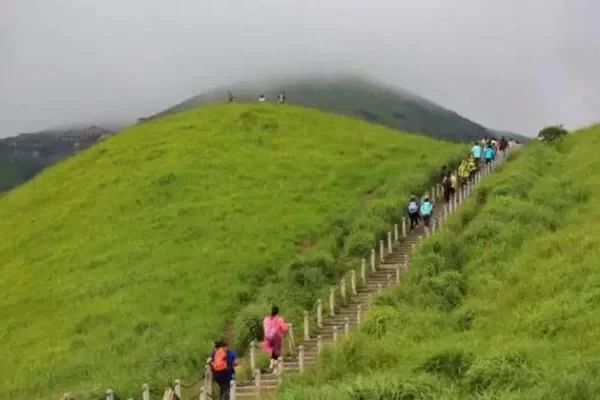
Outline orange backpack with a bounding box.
[211,348,228,373]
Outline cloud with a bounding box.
[1,0,599,136]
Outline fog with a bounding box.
[1,0,599,137]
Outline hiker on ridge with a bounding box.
[467,156,477,180]
[420,195,433,228]
[258,94,266,102]
[262,306,289,373]
[227,91,234,103]
[208,339,238,400]
[277,91,286,104]
[442,171,452,202]
[407,195,421,230]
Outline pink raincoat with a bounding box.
[261,315,288,354]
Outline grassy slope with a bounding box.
[278,125,600,400]
[150,76,528,142]
[0,104,465,399]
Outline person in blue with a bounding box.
[208,340,238,400]
[471,141,483,168]
[420,195,433,228]
[484,141,495,164]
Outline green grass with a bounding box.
[0,104,465,400]
[276,125,600,400]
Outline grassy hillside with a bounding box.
[149,76,528,142]
[278,126,600,399]
[0,104,465,399]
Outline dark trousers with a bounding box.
[215,378,231,400]
[423,214,431,227]
[408,212,419,229]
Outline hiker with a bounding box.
[227,91,234,103]
[471,141,483,169]
[258,94,266,103]
[262,306,289,373]
[442,172,452,202]
[484,142,495,164]
[420,195,433,228]
[499,136,508,155]
[277,91,286,104]
[458,159,470,185]
[467,156,477,180]
[208,340,238,400]
[407,195,420,230]
[450,171,458,199]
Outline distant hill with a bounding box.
[149,76,528,142]
[0,125,113,191]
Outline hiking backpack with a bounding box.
[211,348,228,373]
[408,201,418,214]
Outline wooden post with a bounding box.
[394,223,399,241]
[411,243,416,252]
[277,356,284,378]
[379,240,385,262]
[350,269,357,295]
[386,273,392,287]
[387,232,393,254]
[317,299,323,328]
[204,364,213,398]
[361,258,367,283]
[329,288,335,316]
[298,345,305,373]
[377,283,383,294]
[200,387,207,400]
[303,311,310,340]
[340,277,347,302]
[370,248,376,272]
[230,380,237,400]
[332,326,338,343]
[344,317,350,335]
[357,303,362,325]
[396,264,401,284]
[174,380,181,400]
[402,217,407,237]
[287,323,294,355]
[63,394,73,400]
[106,389,114,400]
[367,292,372,306]
[250,340,256,371]
[317,335,323,354]
[254,370,261,396]
[142,384,150,400]
[432,219,436,233]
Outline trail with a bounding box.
[185,148,515,400]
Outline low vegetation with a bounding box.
[277,123,600,400]
[0,104,465,399]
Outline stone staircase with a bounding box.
[233,218,437,399]
[161,148,516,400]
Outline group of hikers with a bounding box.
[227,91,287,104]
[207,306,289,399]
[205,136,518,399]
[406,136,515,230]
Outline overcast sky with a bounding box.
[1,0,599,137]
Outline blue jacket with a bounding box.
[484,146,495,159]
[471,145,483,158]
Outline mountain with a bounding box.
[0,125,114,191]
[0,103,466,399]
[149,76,528,142]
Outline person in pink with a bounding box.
[262,305,289,371]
